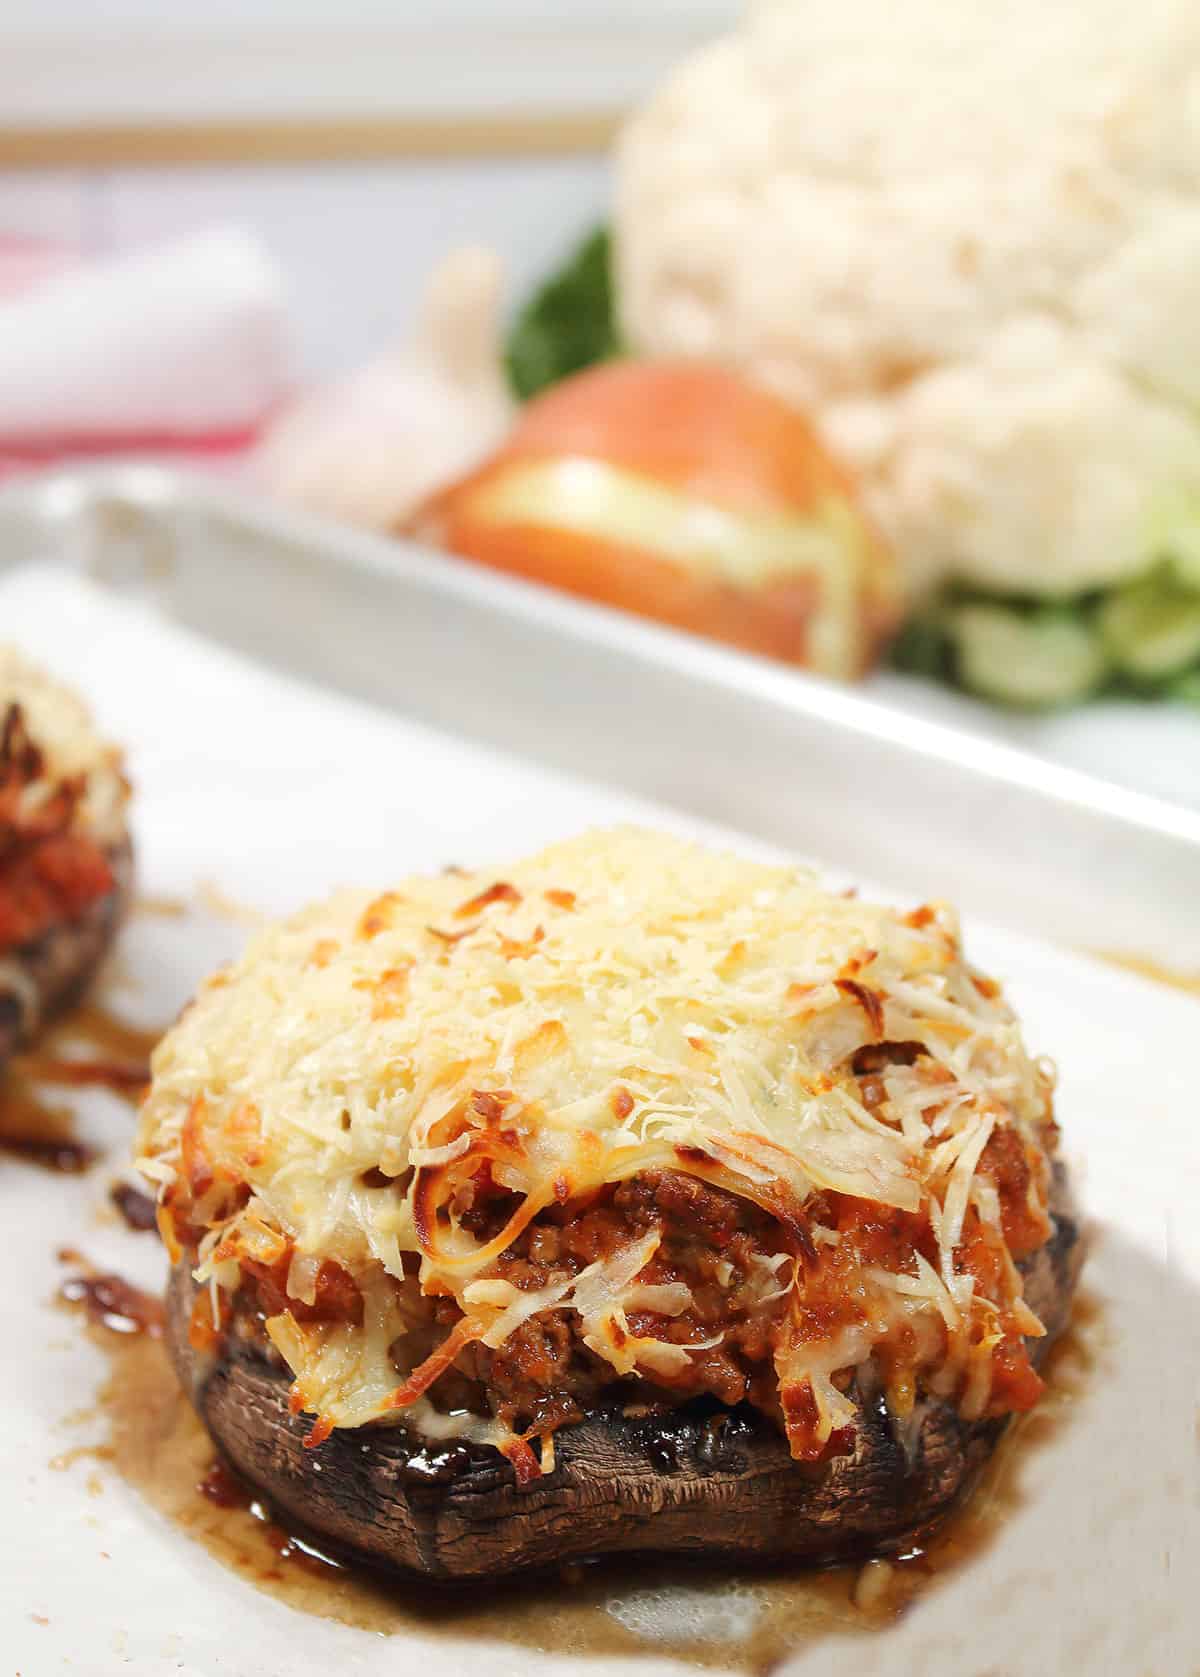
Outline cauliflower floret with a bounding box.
[616,0,1200,594]
[832,319,1200,594]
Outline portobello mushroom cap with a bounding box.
[167,1164,1080,1580]
[1,646,133,1075]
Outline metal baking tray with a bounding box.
[2,461,1198,964]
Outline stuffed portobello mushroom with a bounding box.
[138,829,1079,1578]
[0,647,132,1074]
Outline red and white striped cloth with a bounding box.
[0,226,293,482]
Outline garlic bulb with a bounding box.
[256,246,514,531]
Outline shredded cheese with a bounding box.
[0,644,128,845]
[137,827,1057,1452]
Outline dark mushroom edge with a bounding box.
[165,1161,1080,1581]
[0,835,134,1072]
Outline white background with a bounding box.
[0,2,738,125]
[0,159,612,378]
[0,3,736,374]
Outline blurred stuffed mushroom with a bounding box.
[0,649,132,1076]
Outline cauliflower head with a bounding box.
[615,0,1200,595]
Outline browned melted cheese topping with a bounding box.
[137,829,1058,1471]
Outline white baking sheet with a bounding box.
[2,564,1196,1677]
[869,671,1200,816]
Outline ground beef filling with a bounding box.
[456,1169,795,1435]
[219,1169,796,1436]
[219,1129,1049,1446]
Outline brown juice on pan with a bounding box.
[133,895,189,921]
[0,1075,96,1171]
[1,883,245,1172]
[0,1003,160,1170]
[26,1002,161,1092]
[59,1275,1100,1676]
[1095,951,1200,996]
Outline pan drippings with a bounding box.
[55,1285,1098,1675]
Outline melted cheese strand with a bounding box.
[0,644,127,845]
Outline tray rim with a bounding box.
[2,460,1198,965]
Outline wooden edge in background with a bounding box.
[0,111,621,169]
